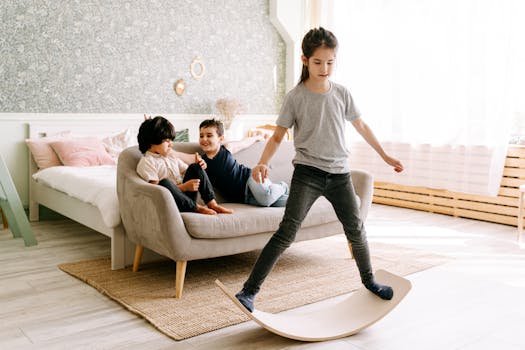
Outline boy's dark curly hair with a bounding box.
[137,116,176,154]
[199,118,225,137]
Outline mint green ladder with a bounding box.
[0,154,37,246]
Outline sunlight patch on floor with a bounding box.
[374,224,480,236]
[366,225,480,248]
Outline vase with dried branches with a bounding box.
[215,98,246,130]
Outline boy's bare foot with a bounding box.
[207,199,234,214]
[196,204,217,215]
[209,204,234,214]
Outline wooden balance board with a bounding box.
[215,269,412,342]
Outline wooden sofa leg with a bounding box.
[132,245,144,272]
[347,241,354,259]
[175,261,187,299]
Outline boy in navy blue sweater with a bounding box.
[199,119,288,208]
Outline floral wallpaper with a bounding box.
[0,0,285,114]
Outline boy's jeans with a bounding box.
[243,164,374,294]
[245,176,289,207]
[159,163,215,212]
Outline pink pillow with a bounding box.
[50,137,116,167]
[26,132,72,169]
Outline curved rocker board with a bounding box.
[215,269,412,342]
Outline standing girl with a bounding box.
[235,27,404,312]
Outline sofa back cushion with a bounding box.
[233,141,295,185]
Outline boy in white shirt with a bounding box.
[136,116,232,215]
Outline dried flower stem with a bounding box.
[215,98,245,129]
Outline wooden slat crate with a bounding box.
[373,145,525,227]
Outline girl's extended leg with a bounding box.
[237,165,323,311]
[324,172,393,300]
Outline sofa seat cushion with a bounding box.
[180,196,360,239]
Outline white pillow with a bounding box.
[102,128,137,162]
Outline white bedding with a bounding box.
[33,165,120,228]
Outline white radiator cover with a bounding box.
[348,141,508,197]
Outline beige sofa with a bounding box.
[117,141,374,298]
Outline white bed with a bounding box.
[28,119,143,269]
[32,165,120,228]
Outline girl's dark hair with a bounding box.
[137,116,176,153]
[299,27,338,84]
[199,118,225,137]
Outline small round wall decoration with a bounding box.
[174,79,186,96]
[190,56,205,80]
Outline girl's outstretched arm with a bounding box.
[351,118,404,173]
[251,126,288,182]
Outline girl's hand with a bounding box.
[195,152,207,169]
[384,155,404,173]
[251,164,268,183]
[182,179,200,191]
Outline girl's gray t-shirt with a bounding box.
[276,82,361,174]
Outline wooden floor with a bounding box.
[1,205,525,350]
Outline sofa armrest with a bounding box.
[127,183,194,254]
[351,169,374,221]
[117,146,193,260]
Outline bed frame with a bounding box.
[28,119,143,269]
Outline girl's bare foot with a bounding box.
[196,204,217,215]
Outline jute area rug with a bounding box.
[58,236,449,340]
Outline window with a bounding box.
[327,0,525,195]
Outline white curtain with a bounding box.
[327,0,524,196]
